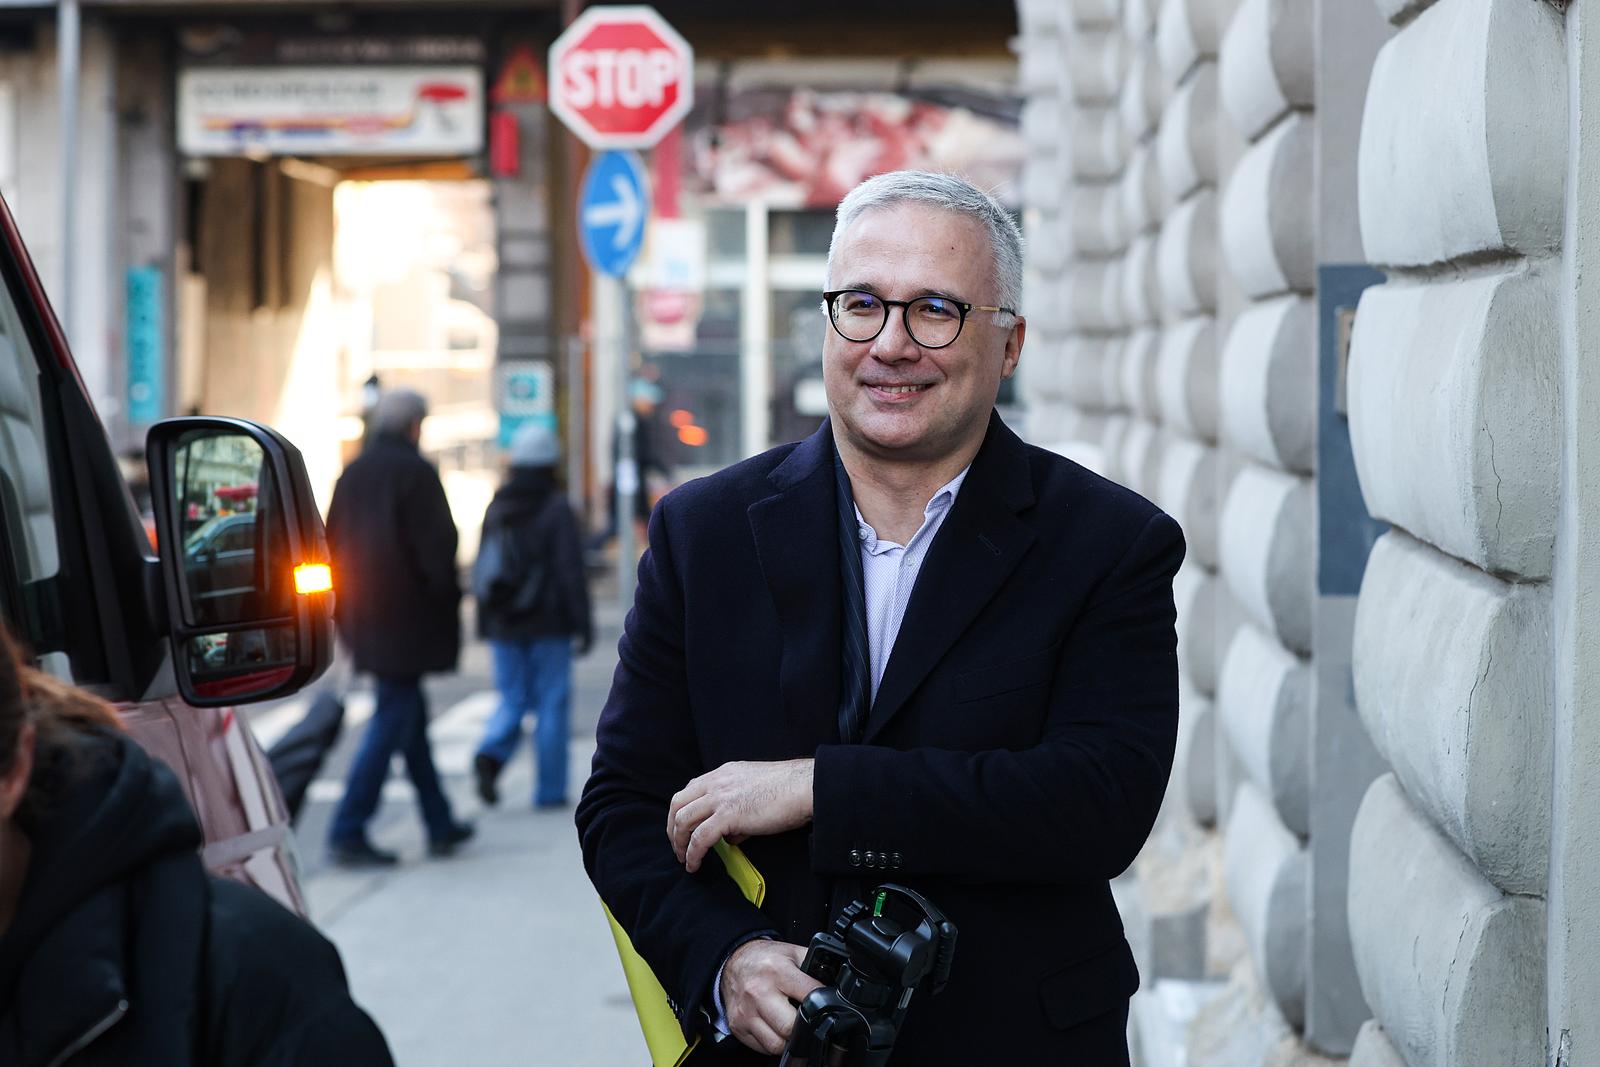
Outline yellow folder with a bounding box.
[602,841,767,1067]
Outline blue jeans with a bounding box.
[477,637,572,806]
[329,676,457,846]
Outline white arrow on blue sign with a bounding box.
[578,150,650,278]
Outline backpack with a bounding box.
[472,509,548,616]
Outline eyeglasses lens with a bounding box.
[831,292,963,347]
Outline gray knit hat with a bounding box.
[508,422,560,468]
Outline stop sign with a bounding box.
[548,6,694,149]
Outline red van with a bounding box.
[0,196,332,913]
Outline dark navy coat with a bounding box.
[326,434,461,678]
[577,414,1186,1065]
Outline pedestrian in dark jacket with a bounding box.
[325,388,473,867]
[472,422,593,809]
[0,634,393,1066]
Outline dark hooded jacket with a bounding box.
[0,726,393,1066]
[477,467,593,648]
[326,432,461,677]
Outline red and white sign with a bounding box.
[548,6,693,149]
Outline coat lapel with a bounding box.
[863,415,1038,743]
[748,424,843,754]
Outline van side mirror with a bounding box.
[147,417,333,707]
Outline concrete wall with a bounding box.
[1014,0,1332,1058]
[1340,1,1568,1063]
[1016,0,1591,1062]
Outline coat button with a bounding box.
[849,849,863,867]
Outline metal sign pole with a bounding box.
[58,0,79,344]
[615,274,637,615]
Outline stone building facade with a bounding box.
[1015,0,1594,1063]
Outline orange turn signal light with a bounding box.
[294,563,333,595]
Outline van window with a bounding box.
[0,289,58,607]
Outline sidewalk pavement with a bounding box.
[293,577,655,1066]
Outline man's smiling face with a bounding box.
[823,203,1023,469]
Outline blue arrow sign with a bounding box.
[579,150,650,278]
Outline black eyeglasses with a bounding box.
[822,289,1017,350]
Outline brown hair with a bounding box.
[0,627,120,824]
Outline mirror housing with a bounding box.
[147,416,334,707]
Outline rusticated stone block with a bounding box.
[1219,295,1314,473]
[1358,0,1566,267]
[1064,338,1113,409]
[1219,0,1314,142]
[1071,105,1127,180]
[1182,691,1218,826]
[1067,259,1124,333]
[1158,436,1219,569]
[1174,559,1217,694]
[1347,264,1560,579]
[1122,234,1162,327]
[1071,182,1126,257]
[1125,0,1160,39]
[1157,189,1219,317]
[1219,463,1312,654]
[1348,774,1546,1067]
[1220,112,1314,297]
[1119,418,1163,499]
[1021,95,1062,156]
[1348,1022,1406,1067]
[1120,43,1166,144]
[1070,0,1121,27]
[1224,781,1308,1029]
[1352,531,1551,894]
[1102,343,1129,414]
[1218,623,1310,836]
[1155,316,1219,442]
[1023,161,1066,220]
[1158,0,1225,86]
[1100,415,1131,483]
[1157,62,1219,206]
[1122,328,1163,418]
[1070,30,1127,104]
[1120,142,1164,236]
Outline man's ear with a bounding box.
[0,721,35,822]
[1000,316,1026,380]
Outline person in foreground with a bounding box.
[577,170,1186,1064]
[0,630,394,1065]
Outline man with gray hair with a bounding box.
[325,387,474,867]
[579,171,1184,1063]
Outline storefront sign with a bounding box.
[495,360,556,448]
[177,66,484,156]
[125,266,164,425]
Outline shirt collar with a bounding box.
[853,465,971,549]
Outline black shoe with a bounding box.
[428,821,476,858]
[329,839,400,869]
[474,753,502,807]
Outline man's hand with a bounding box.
[720,940,824,1055]
[667,759,814,873]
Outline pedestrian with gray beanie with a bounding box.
[472,422,593,809]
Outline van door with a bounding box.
[0,196,307,912]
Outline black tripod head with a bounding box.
[777,884,957,1067]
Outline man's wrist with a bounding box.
[709,930,778,1036]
